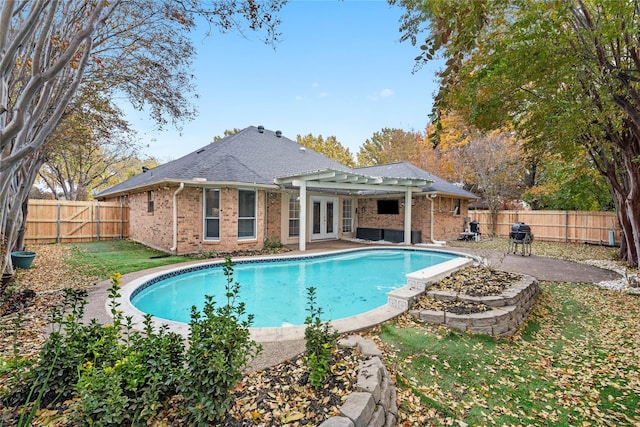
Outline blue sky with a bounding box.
[130,0,442,162]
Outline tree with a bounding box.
[356,128,422,166]
[523,154,613,211]
[392,0,640,266]
[297,133,355,167]
[38,86,139,200]
[425,111,476,184]
[462,131,523,235]
[0,0,285,276]
[212,128,242,142]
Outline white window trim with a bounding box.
[238,188,257,240]
[342,199,354,233]
[203,188,220,241]
[289,194,300,237]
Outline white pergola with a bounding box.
[275,169,431,251]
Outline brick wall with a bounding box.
[356,197,406,230]
[198,187,266,254]
[120,187,472,252]
[175,187,203,254]
[430,196,470,240]
[125,185,268,254]
[356,195,470,242]
[128,187,174,251]
[266,192,282,240]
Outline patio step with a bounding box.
[387,257,475,311]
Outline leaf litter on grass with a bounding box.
[375,282,640,426]
[3,241,640,425]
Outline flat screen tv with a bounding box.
[377,199,399,214]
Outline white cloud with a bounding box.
[367,88,395,101]
[317,92,329,98]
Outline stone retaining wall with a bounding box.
[409,274,539,336]
[320,335,397,427]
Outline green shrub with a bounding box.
[6,287,93,407]
[304,287,338,388]
[263,236,283,253]
[180,256,261,424]
[3,262,260,425]
[4,273,185,425]
[73,315,185,425]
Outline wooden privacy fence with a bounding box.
[469,210,620,245]
[25,200,129,244]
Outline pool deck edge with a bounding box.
[84,245,477,345]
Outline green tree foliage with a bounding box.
[37,86,140,201]
[392,0,640,266]
[356,127,422,166]
[523,154,613,211]
[296,133,355,167]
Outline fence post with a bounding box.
[96,202,101,241]
[565,211,569,242]
[56,203,61,243]
[119,203,123,240]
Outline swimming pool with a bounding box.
[128,248,460,328]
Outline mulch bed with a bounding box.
[219,346,359,426]
[431,266,522,296]
[413,266,524,314]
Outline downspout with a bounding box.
[427,194,446,245]
[170,183,185,253]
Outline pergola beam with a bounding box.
[277,168,433,251]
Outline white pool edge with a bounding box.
[112,246,478,342]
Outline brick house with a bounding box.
[96,126,477,254]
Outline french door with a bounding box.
[310,196,339,240]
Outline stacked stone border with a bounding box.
[320,335,397,427]
[409,274,539,336]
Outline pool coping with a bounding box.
[112,246,478,342]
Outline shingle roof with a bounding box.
[96,126,350,197]
[97,127,477,201]
[354,162,478,199]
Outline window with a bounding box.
[204,189,220,239]
[342,199,353,233]
[147,191,154,213]
[288,195,300,237]
[454,198,461,215]
[238,189,256,239]
[377,199,399,215]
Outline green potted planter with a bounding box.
[11,251,37,269]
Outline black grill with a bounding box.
[509,222,533,256]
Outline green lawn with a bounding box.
[65,240,187,278]
[377,282,640,426]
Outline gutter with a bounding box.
[427,194,447,245]
[170,183,185,253]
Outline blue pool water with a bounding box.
[131,248,458,327]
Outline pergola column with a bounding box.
[299,181,307,251]
[404,188,412,245]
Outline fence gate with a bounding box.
[24,200,129,244]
